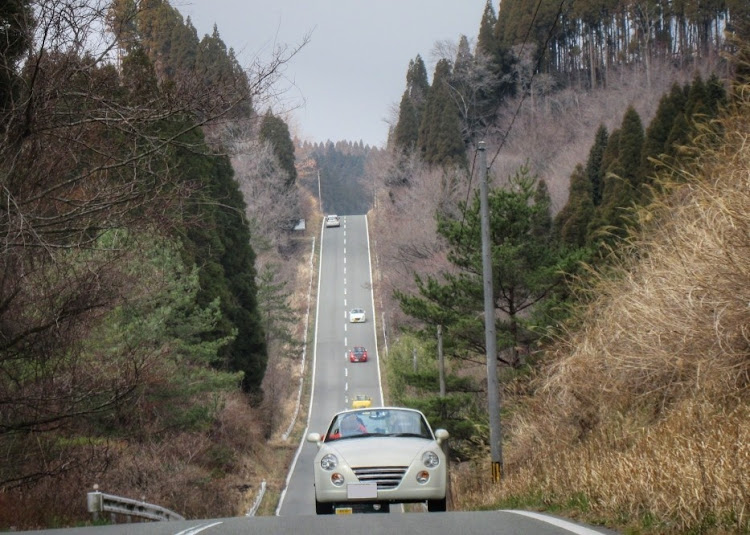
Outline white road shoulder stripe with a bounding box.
[503,510,607,535]
[174,521,223,535]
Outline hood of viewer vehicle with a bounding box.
[328,437,435,466]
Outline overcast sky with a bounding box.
[179,1,490,147]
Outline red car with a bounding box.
[349,346,368,363]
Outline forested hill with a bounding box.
[296,140,380,215]
[392,0,747,160]
[1,0,302,527]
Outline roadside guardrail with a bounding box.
[86,487,184,523]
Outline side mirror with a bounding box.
[434,428,449,445]
[306,432,322,446]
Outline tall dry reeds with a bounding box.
[453,85,750,533]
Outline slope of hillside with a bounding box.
[451,82,750,534]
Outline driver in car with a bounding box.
[328,413,367,439]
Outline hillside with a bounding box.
[450,79,750,533]
[369,56,749,535]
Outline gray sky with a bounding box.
[180,1,489,147]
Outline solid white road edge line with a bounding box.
[365,215,386,407]
[174,521,223,535]
[274,220,326,516]
[504,510,607,535]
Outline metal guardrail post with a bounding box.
[87,491,102,522]
[86,487,184,523]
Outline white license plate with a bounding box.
[347,482,377,499]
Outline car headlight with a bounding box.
[321,454,338,471]
[422,451,440,468]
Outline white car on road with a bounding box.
[325,214,340,228]
[307,407,449,514]
[349,308,366,323]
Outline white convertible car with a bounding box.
[306,407,449,514]
[349,308,366,323]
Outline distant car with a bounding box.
[325,215,340,228]
[351,394,372,409]
[349,308,366,323]
[307,407,449,515]
[349,346,368,363]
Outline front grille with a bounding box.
[352,466,407,489]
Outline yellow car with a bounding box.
[351,394,372,409]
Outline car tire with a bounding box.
[315,499,333,515]
[427,498,447,512]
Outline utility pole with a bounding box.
[317,169,322,213]
[438,325,445,398]
[478,141,503,482]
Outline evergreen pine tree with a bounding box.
[477,0,498,56]
[664,112,692,157]
[705,73,727,115]
[256,264,299,350]
[555,164,595,247]
[685,74,709,118]
[532,179,553,239]
[397,166,578,368]
[641,83,683,182]
[392,56,430,152]
[586,124,609,207]
[393,90,420,152]
[407,54,430,104]
[0,0,32,113]
[170,16,199,73]
[259,111,298,189]
[417,59,467,168]
[588,128,619,240]
[206,155,267,394]
[619,107,645,188]
[176,129,267,394]
[591,108,644,241]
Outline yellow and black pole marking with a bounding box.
[491,461,502,483]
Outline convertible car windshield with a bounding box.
[325,409,432,441]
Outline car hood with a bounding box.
[327,437,435,466]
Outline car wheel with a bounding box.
[315,499,333,515]
[427,498,447,512]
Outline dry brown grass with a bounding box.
[450,86,750,533]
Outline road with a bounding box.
[21,510,615,535]
[277,214,382,516]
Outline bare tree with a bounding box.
[231,138,301,253]
[0,0,305,489]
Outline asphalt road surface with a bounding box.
[277,214,382,517]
